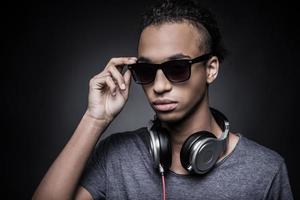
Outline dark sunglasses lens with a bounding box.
[163,60,190,82]
[130,63,156,84]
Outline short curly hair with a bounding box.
[140,0,227,63]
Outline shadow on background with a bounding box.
[3,0,298,199]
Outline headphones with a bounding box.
[146,107,230,174]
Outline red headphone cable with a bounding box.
[159,164,166,200]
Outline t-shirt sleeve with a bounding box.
[79,137,110,200]
[264,161,294,200]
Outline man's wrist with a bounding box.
[83,110,112,128]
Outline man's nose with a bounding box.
[153,69,172,94]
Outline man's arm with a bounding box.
[32,111,110,200]
[32,57,137,200]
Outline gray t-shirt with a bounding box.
[80,127,293,200]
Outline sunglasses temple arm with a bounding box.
[191,53,213,64]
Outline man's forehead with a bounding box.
[137,22,205,62]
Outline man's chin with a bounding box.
[155,111,184,124]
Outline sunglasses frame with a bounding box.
[127,53,212,85]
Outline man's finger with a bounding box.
[105,57,137,70]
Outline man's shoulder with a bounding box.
[240,134,284,162]
[107,126,148,141]
[98,127,149,150]
[237,134,285,173]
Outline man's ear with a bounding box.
[206,56,219,84]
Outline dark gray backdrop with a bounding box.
[3,0,298,199]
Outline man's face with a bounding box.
[138,22,212,123]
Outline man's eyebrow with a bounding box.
[167,53,191,60]
[137,53,191,63]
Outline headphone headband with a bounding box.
[209,107,230,151]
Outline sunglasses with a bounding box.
[127,53,212,85]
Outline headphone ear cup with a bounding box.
[180,131,216,172]
[157,127,172,170]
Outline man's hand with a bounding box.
[32,56,138,200]
[86,57,137,123]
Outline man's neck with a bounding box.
[161,102,221,149]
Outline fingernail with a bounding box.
[121,83,126,90]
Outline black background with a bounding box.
[3,0,299,199]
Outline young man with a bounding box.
[33,1,293,199]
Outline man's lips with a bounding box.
[152,99,178,112]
